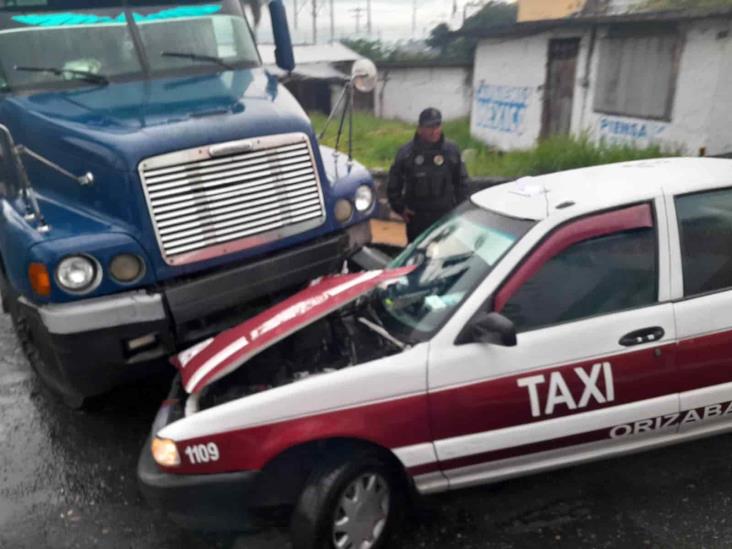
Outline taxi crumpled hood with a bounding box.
[173,268,414,394]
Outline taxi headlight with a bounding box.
[56,255,99,293]
[110,254,145,283]
[354,185,374,212]
[334,199,354,223]
[152,437,181,467]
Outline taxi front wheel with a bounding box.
[290,451,404,549]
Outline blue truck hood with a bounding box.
[4,68,311,174]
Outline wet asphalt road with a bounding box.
[4,310,732,549]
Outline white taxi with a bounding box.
[139,158,732,549]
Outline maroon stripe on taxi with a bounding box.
[406,428,610,477]
[432,428,610,475]
[676,329,732,393]
[428,344,674,442]
[165,393,432,475]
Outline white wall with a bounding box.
[376,66,472,123]
[470,20,732,155]
[470,33,549,150]
[706,26,732,156]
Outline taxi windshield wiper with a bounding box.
[161,51,233,70]
[14,65,109,85]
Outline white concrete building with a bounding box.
[469,7,732,155]
[375,62,473,123]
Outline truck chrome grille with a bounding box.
[139,133,326,265]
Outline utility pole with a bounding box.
[329,0,335,43]
[311,0,317,44]
[411,0,417,38]
[366,0,372,36]
[350,7,365,34]
[293,0,298,31]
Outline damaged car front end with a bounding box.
[137,267,417,529]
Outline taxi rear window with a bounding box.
[676,188,732,297]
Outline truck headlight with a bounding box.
[110,254,145,283]
[335,199,354,223]
[354,185,374,212]
[56,255,99,293]
[151,437,181,467]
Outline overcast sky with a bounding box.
[256,0,505,44]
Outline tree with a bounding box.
[426,1,518,62]
[642,0,732,7]
[427,23,452,56]
[341,39,394,62]
[461,1,519,32]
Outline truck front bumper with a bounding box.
[18,223,371,398]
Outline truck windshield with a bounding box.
[0,1,259,91]
[373,202,536,343]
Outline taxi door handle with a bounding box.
[619,327,665,347]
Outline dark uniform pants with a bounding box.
[407,212,444,243]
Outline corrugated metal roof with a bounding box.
[259,42,362,66]
[376,59,473,69]
[457,6,732,40]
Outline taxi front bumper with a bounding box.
[137,436,263,531]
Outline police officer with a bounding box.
[387,107,469,243]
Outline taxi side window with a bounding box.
[501,228,657,332]
[676,188,732,297]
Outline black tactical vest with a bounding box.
[404,145,458,214]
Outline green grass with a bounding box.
[310,112,673,178]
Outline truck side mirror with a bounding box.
[269,0,295,72]
[464,312,517,347]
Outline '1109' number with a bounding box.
[184,443,220,464]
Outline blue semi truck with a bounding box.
[0,0,376,406]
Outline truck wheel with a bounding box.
[9,300,87,409]
[290,452,404,549]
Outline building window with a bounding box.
[676,188,732,297]
[594,26,681,121]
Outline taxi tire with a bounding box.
[290,452,404,549]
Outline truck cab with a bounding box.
[0,0,376,406]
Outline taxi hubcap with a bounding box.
[332,472,390,549]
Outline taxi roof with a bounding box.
[472,157,732,221]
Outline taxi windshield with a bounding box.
[374,202,535,343]
[0,0,259,91]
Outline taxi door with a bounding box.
[424,200,679,491]
[668,188,732,436]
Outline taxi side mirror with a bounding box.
[463,312,517,347]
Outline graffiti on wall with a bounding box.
[474,83,533,135]
[598,116,668,147]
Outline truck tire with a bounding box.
[290,451,404,549]
[9,298,87,409]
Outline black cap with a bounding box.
[418,107,442,128]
